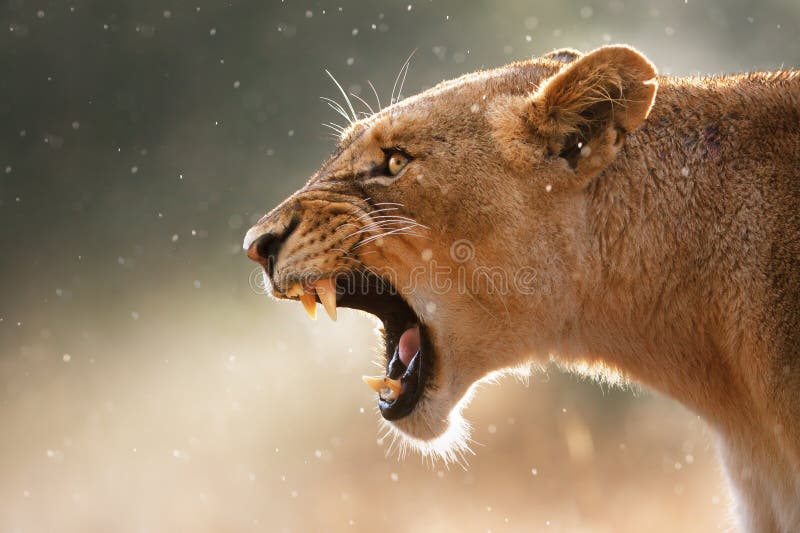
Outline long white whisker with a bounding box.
[350,220,402,233]
[390,65,404,106]
[342,220,411,241]
[342,220,421,242]
[320,96,348,114]
[342,203,406,228]
[390,50,416,105]
[325,69,357,123]
[347,216,428,234]
[346,226,416,243]
[321,97,352,124]
[369,214,424,223]
[337,219,394,234]
[353,231,427,251]
[357,215,421,226]
[322,103,351,124]
[353,225,430,250]
[319,97,350,119]
[349,92,375,115]
[322,123,346,135]
[324,120,346,131]
[371,202,406,207]
[367,80,382,112]
[397,59,410,102]
[355,230,421,247]
[352,207,400,222]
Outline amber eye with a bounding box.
[387,151,410,175]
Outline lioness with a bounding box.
[244,46,800,532]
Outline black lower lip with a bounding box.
[378,324,433,421]
[333,274,433,421]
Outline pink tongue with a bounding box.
[398,325,420,367]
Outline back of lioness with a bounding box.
[593,71,800,531]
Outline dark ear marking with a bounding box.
[614,127,626,148]
[558,133,586,169]
[541,48,582,64]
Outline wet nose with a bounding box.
[243,215,299,276]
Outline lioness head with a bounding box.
[244,45,657,457]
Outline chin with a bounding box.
[378,379,479,466]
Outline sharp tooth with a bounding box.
[286,282,303,298]
[314,278,337,321]
[362,375,385,394]
[299,290,317,320]
[382,387,399,401]
[362,376,403,401]
[384,378,402,395]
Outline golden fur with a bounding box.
[245,46,800,531]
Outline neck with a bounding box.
[572,73,798,429]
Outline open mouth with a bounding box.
[283,273,433,421]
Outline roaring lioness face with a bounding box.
[244,46,657,454]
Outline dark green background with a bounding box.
[2,0,798,328]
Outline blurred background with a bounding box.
[1,1,798,531]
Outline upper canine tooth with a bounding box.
[286,282,303,298]
[314,278,337,321]
[299,290,317,320]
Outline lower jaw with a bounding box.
[377,323,434,421]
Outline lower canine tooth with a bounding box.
[314,278,337,321]
[381,387,399,401]
[299,291,317,320]
[362,375,385,394]
[384,378,402,395]
[362,376,402,400]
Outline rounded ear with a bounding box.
[528,45,657,180]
